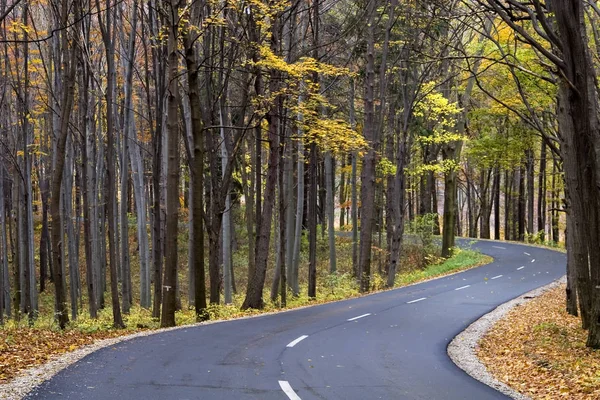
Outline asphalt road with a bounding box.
[25,240,566,400]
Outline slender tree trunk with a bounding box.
[325,152,336,273]
[50,0,77,328]
[493,166,501,240]
[386,128,407,287]
[504,170,511,241]
[183,10,208,319]
[538,141,547,240]
[518,164,526,241]
[339,156,346,227]
[64,139,79,320]
[551,157,559,243]
[120,0,139,314]
[358,0,377,291]
[242,12,282,309]
[0,165,9,320]
[565,212,578,316]
[307,141,318,297]
[220,108,232,304]
[291,98,304,297]
[350,81,358,277]
[150,0,165,319]
[161,0,181,327]
[526,149,535,237]
[98,0,125,328]
[80,97,97,317]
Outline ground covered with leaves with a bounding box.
[478,284,600,399]
[0,328,125,383]
[0,247,488,385]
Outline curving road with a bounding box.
[25,240,565,400]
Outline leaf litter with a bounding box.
[478,284,600,399]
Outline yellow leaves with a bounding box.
[410,159,457,176]
[303,117,367,155]
[414,82,462,120]
[0,327,124,384]
[478,284,600,400]
[252,45,351,79]
[377,157,396,177]
[414,81,463,145]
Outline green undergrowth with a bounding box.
[2,247,489,335]
[395,248,492,286]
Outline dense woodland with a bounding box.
[1,0,600,347]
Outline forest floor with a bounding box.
[0,244,489,385]
[478,283,600,399]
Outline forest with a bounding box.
[0,0,599,351]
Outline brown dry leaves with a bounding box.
[478,284,600,399]
[0,328,123,383]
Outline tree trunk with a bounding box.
[291,101,304,297]
[242,14,282,309]
[350,80,358,277]
[325,152,336,273]
[493,166,500,240]
[358,0,377,291]
[64,138,79,320]
[518,165,526,241]
[183,11,208,319]
[50,0,77,328]
[537,141,547,240]
[161,0,181,327]
[120,0,139,313]
[98,0,125,328]
[526,149,535,237]
[504,170,512,241]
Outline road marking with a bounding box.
[286,335,308,348]
[492,246,506,249]
[455,285,471,291]
[517,266,525,270]
[279,381,302,400]
[524,252,531,256]
[491,275,503,280]
[531,259,535,263]
[347,313,371,321]
[407,297,427,304]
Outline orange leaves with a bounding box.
[478,284,600,399]
[0,328,122,383]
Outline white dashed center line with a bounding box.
[407,297,427,304]
[455,285,471,291]
[517,266,525,270]
[286,335,308,348]
[492,246,506,249]
[279,380,302,400]
[531,259,535,263]
[347,313,371,321]
[524,252,531,256]
[491,275,503,280]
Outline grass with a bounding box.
[395,248,491,287]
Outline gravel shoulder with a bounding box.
[448,275,567,400]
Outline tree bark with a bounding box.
[50,0,77,328]
[161,0,181,328]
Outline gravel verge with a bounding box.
[448,275,567,400]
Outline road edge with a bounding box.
[447,275,566,400]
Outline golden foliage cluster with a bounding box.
[478,284,600,399]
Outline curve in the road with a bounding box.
[24,240,565,400]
